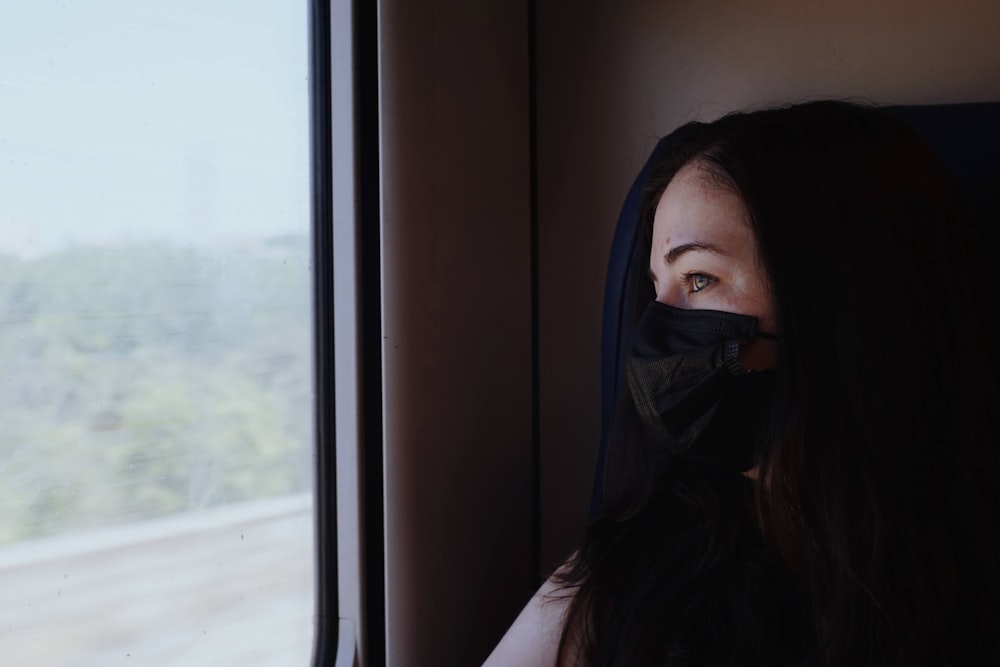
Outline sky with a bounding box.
[0,1,310,258]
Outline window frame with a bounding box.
[311,0,383,664]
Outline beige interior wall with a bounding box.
[535,0,1000,574]
[379,1,532,665]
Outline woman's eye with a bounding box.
[687,273,712,293]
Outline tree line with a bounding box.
[0,238,313,544]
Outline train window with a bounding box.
[0,2,317,664]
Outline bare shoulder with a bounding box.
[481,572,580,667]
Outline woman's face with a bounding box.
[649,162,777,369]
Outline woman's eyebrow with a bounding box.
[664,241,728,265]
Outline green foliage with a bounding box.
[0,239,313,544]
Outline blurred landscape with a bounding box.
[1,3,316,662]
[0,494,314,666]
[0,237,316,664]
[0,236,313,544]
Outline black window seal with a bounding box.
[310,0,339,663]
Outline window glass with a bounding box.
[0,2,314,664]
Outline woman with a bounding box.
[485,101,1000,666]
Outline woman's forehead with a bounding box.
[652,165,753,252]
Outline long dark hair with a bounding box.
[555,100,1000,666]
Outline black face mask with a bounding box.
[626,300,778,473]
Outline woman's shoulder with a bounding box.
[482,569,581,667]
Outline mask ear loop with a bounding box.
[737,329,780,374]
